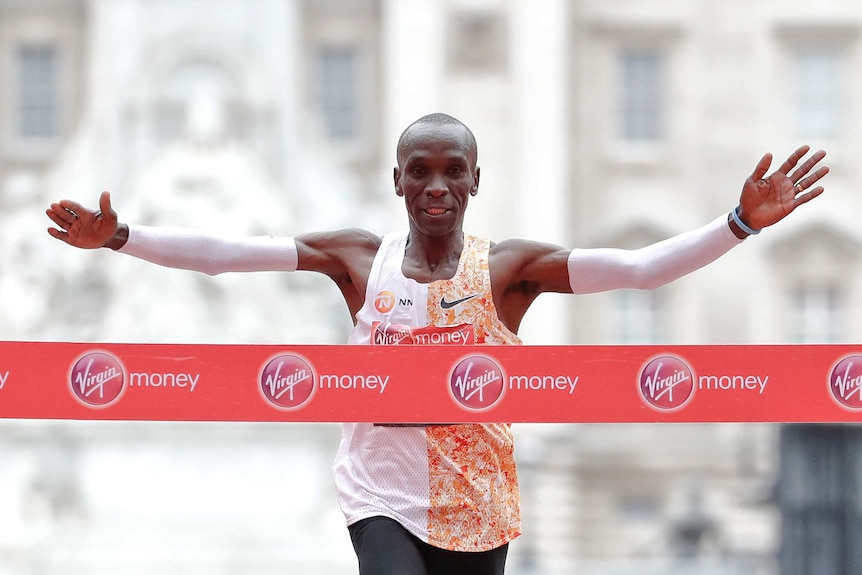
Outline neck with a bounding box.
[403,229,464,280]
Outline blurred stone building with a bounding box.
[1,0,861,574]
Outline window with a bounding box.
[618,48,664,142]
[447,11,508,74]
[619,494,661,523]
[792,49,843,140]
[319,46,359,140]
[612,289,664,344]
[16,45,60,139]
[790,284,844,343]
[154,60,235,144]
[153,101,186,143]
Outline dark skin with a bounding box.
[46,121,829,336]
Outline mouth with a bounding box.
[425,207,449,216]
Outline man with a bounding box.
[46,113,828,575]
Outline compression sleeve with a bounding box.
[567,213,742,294]
[117,225,298,275]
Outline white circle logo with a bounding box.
[259,353,317,410]
[638,355,695,411]
[449,354,506,411]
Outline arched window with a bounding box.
[153,58,237,144]
[769,225,860,343]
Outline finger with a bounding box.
[775,145,811,175]
[795,165,830,192]
[750,152,773,181]
[45,209,71,229]
[46,227,70,242]
[787,149,827,183]
[794,186,825,207]
[791,166,830,198]
[99,191,113,215]
[58,199,87,215]
[46,204,76,226]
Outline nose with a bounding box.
[426,173,448,197]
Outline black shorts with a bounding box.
[348,516,509,575]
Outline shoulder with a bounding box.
[489,238,567,262]
[297,228,382,253]
[488,237,572,294]
[294,228,383,275]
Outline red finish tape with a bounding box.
[1,341,861,423]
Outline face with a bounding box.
[394,123,480,239]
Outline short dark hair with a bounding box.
[397,113,478,166]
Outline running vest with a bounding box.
[333,231,522,552]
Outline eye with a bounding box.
[410,166,427,177]
[448,166,464,176]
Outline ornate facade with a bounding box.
[2,1,860,573]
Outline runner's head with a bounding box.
[394,113,480,238]
[396,113,477,168]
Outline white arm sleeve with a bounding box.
[117,225,298,276]
[567,213,742,294]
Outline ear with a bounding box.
[393,166,404,197]
[470,166,480,196]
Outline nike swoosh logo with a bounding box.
[440,294,480,309]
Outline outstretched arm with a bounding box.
[46,191,299,275]
[493,145,828,330]
[46,192,380,318]
[569,145,828,292]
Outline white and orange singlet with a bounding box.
[334,231,521,552]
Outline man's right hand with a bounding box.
[46,191,126,249]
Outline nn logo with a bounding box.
[449,354,506,411]
[638,355,695,411]
[259,353,317,410]
[69,351,126,408]
[374,291,396,313]
[374,291,412,314]
[828,354,862,411]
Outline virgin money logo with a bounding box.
[374,291,396,313]
[372,322,474,346]
[449,354,506,411]
[259,353,317,410]
[69,351,126,408]
[828,354,862,410]
[373,322,412,345]
[639,355,695,411]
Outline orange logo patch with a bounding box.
[374,291,396,313]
